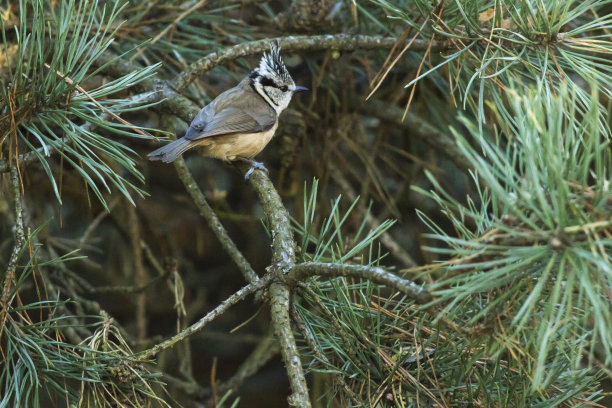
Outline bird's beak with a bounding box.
[294,86,309,92]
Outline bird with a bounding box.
[147,40,307,179]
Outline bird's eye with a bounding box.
[280,85,288,92]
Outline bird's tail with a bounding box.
[147,138,192,163]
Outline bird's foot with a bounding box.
[243,160,268,180]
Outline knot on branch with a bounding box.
[108,360,144,384]
[275,0,333,32]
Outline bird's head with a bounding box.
[249,40,307,113]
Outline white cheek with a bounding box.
[277,94,292,112]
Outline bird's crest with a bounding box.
[258,40,290,82]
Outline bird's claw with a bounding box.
[244,161,268,180]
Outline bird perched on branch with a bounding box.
[148,40,307,179]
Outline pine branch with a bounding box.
[0,138,66,173]
[1,165,26,308]
[289,262,431,304]
[0,1,160,205]
[173,156,260,283]
[240,164,311,407]
[172,35,449,91]
[269,283,311,407]
[138,273,274,361]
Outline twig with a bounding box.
[173,157,259,284]
[173,35,448,91]
[85,270,171,294]
[0,165,26,339]
[127,202,148,340]
[366,18,431,100]
[1,166,26,309]
[210,356,218,405]
[241,164,311,408]
[141,240,168,277]
[137,273,274,361]
[269,283,311,407]
[79,197,120,248]
[288,262,432,304]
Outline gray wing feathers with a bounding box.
[147,138,191,163]
[185,84,276,140]
[186,104,215,138]
[185,107,274,140]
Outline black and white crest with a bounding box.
[258,40,290,82]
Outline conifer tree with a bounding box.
[1,0,611,407]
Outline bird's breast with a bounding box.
[196,123,279,161]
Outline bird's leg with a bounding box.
[238,158,269,180]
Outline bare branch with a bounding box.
[173,34,449,92]
[173,156,260,284]
[84,271,171,294]
[127,202,148,340]
[240,165,296,270]
[241,165,311,407]
[270,283,311,407]
[289,262,432,304]
[138,273,274,361]
[1,166,26,308]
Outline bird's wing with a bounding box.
[185,105,276,141]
